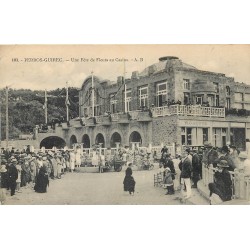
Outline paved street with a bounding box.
[5,167,186,205]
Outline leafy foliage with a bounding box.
[0,87,79,140]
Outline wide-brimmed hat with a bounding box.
[238,152,248,159]
[165,167,171,172]
[217,160,229,168]
[11,158,17,163]
[0,166,7,173]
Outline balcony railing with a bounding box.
[151,105,225,118]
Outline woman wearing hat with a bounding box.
[0,160,9,204]
[34,165,49,193]
[210,159,232,202]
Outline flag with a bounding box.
[43,90,47,109]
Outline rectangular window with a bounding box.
[156,82,167,107]
[196,95,203,105]
[203,128,208,144]
[213,82,219,93]
[125,90,132,112]
[207,95,215,106]
[109,93,117,113]
[215,95,219,107]
[183,79,190,90]
[139,86,148,108]
[181,127,186,145]
[187,128,192,145]
[226,86,231,96]
[184,93,190,105]
[226,98,231,109]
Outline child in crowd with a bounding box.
[123,163,136,195]
[164,167,175,195]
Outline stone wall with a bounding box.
[152,115,179,146]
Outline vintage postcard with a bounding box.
[0,44,250,205]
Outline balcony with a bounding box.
[95,115,111,126]
[110,113,119,122]
[151,105,225,118]
[128,110,152,122]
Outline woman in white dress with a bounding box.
[69,151,76,172]
[92,149,99,167]
[75,146,82,168]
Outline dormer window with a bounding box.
[183,79,190,90]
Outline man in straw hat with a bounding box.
[209,159,232,202]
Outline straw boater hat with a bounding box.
[0,165,7,173]
[238,152,248,159]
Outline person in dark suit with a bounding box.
[191,148,202,188]
[8,158,18,196]
[179,150,192,200]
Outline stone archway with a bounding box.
[129,131,142,146]
[110,132,122,148]
[95,133,105,147]
[40,136,66,149]
[82,134,90,148]
[69,135,77,148]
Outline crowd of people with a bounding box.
[159,139,250,204]
[1,139,250,205]
[0,146,85,205]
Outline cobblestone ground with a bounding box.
[4,167,183,205]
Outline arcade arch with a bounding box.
[40,136,66,149]
[82,134,90,148]
[110,132,122,148]
[69,135,77,148]
[95,133,105,147]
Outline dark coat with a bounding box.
[34,166,49,193]
[179,157,192,179]
[214,169,232,201]
[192,153,202,172]
[8,164,18,183]
[224,154,236,171]
[123,175,136,193]
[0,172,9,188]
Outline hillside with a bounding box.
[0,87,79,140]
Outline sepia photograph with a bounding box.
[1,44,250,205]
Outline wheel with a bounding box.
[114,163,122,172]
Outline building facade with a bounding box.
[43,56,250,151]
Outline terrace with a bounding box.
[151,105,225,118]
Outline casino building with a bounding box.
[46,56,250,151]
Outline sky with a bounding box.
[0,44,250,90]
